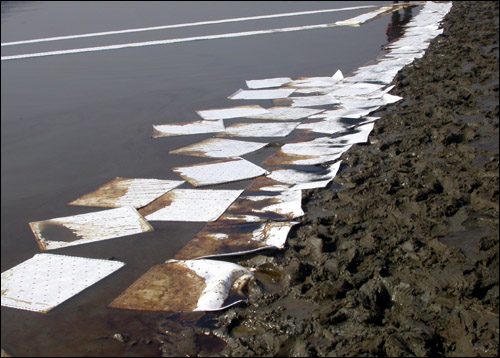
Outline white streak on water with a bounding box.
[1,5,380,47]
[1,5,406,61]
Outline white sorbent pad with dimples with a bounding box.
[245,106,325,120]
[172,157,268,187]
[196,105,269,120]
[219,121,299,138]
[245,77,292,89]
[152,119,225,137]
[169,138,268,158]
[142,189,244,222]
[29,207,154,251]
[228,88,295,100]
[68,177,184,208]
[1,253,125,313]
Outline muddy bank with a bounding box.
[152,2,499,357]
[194,2,499,357]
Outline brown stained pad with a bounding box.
[262,150,322,166]
[138,191,175,218]
[68,177,128,207]
[174,221,285,260]
[152,120,225,138]
[109,262,206,312]
[220,191,303,222]
[29,207,154,251]
[68,177,183,209]
[221,197,288,222]
[174,236,269,260]
[244,176,290,192]
[272,98,293,107]
[152,126,166,138]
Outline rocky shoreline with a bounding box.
[200,2,498,357]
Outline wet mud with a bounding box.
[156,2,498,356]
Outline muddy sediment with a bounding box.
[155,2,498,357]
[203,2,499,357]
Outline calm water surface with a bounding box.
[1,2,419,356]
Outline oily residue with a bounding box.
[220,192,299,222]
[262,150,322,166]
[152,126,167,138]
[109,262,206,312]
[138,191,175,218]
[67,178,184,209]
[29,208,154,251]
[174,221,291,260]
[244,176,290,192]
[68,177,129,207]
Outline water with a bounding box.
[1,1,420,356]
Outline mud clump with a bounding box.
[203,2,499,357]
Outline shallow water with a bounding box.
[1,1,420,356]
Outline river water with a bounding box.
[1,1,420,356]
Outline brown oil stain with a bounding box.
[152,122,196,138]
[294,128,319,142]
[214,123,247,138]
[262,150,320,166]
[138,191,176,218]
[244,176,290,192]
[109,262,206,312]
[151,126,166,138]
[68,177,129,207]
[168,138,220,158]
[220,193,289,221]
[174,221,270,260]
[29,208,154,250]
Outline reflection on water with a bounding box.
[386,1,415,42]
[1,1,38,22]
